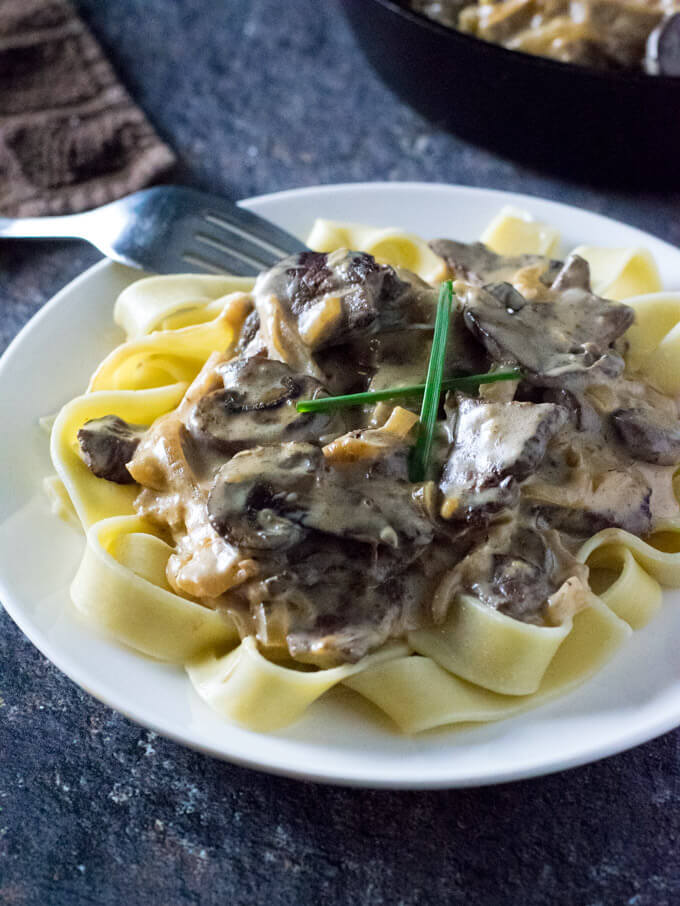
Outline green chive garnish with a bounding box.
[295,368,521,413]
[408,280,454,482]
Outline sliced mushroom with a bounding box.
[207,442,436,552]
[185,355,338,453]
[428,239,562,286]
[77,415,146,484]
[207,443,320,551]
[461,255,635,386]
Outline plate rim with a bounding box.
[2,180,680,789]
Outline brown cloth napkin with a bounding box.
[0,0,176,217]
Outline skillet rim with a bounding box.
[364,0,680,86]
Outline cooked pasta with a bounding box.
[407,0,680,74]
[47,207,680,734]
[480,206,561,257]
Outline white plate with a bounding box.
[2,182,680,789]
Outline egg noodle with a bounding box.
[46,208,680,733]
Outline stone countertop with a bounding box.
[1,2,679,903]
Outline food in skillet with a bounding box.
[409,0,680,74]
[47,210,680,733]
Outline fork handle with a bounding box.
[0,212,93,241]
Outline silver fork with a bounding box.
[0,185,308,275]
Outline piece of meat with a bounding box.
[472,527,557,621]
[185,355,339,454]
[236,524,464,666]
[462,255,635,386]
[285,563,430,665]
[208,437,459,666]
[517,382,604,434]
[433,520,589,623]
[533,387,603,433]
[428,239,562,286]
[253,249,436,353]
[234,539,434,667]
[314,337,378,395]
[318,313,486,397]
[550,253,590,291]
[207,442,437,552]
[77,415,146,484]
[524,469,653,537]
[440,397,568,520]
[611,406,680,466]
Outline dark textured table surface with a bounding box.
[1,2,679,904]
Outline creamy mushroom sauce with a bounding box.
[77,246,680,668]
[409,0,680,74]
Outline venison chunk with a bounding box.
[611,406,680,465]
[440,398,567,520]
[78,415,146,484]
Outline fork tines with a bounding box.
[182,204,307,275]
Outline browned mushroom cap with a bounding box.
[428,239,562,286]
[185,355,337,453]
[462,256,635,387]
[207,443,321,550]
[77,415,146,484]
[207,442,436,552]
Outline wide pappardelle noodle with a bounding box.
[47,205,680,734]
[408,0,680,75]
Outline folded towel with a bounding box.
[0,0,175,217]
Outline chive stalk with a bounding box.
[408,281,454,482]
[295,368,521,413]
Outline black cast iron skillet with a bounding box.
[340,0,680,186]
